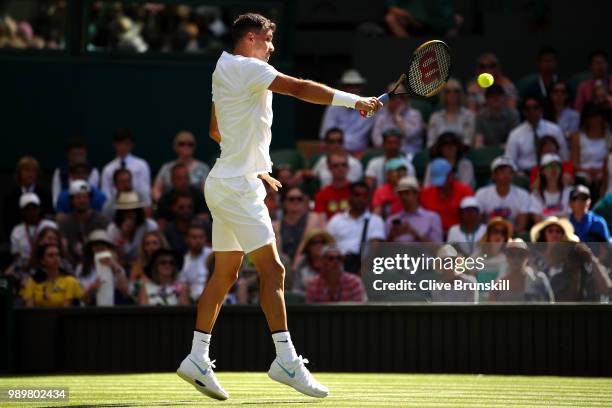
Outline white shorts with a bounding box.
[204,174,275,253]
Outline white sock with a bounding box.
[272,331,298,364]
[191,331,211,361]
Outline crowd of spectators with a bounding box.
[3,45,612,307]
[0,1,66,50]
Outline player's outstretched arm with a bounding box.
[209,103,221,144]
[269,73,382,113]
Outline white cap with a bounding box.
[19,192,40,208]
[460,196,480,211]
[491,156,516,172]
[540,153,562,167]
[340,69,366,85]
[69,180,91,195]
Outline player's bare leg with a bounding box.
[177,250,243,400]
[196,251,244,332]
[249,242,329,398]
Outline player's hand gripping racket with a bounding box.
[360,40,451,118]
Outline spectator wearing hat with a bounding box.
[152,130,210,202]
[155,162,209,227]
[319,69,374,153]
[107,191,158,264]
[543,80,580,138]
[55,162,107,214]
[570,105,610,198]
[9,193,57,269]
[51,137,100,207]
[386,176,442,243]
[3,156,54,238]
[529,154,573,222]
[58,181,110,263]
[327,182,385,274]
[102,167,152,220]
[420,158,474,232]
[428,79,475,147]
[305,244,366,303]
[489,238,554,302]
[529,135,575,189]
[76,230,130,305]
[179,222,212,303]
[474,83,520,147]
[475,156,530,233]
[309,128,363,188]
[364,129,416,189]
[372,158,408,219]
[21,243,83,308]
[371,83,424,155]
[529,216,580,278]
[138,248,189,306]
[471,217,513,293]
[429,245,478,303]
[575,50,612,111]
[424,131,475,189]
[291,229,335,295]
[101,129,151,206]
[568,185,611,242]
[446,196,486,255]
[505,96,568,174]
[314,150,352,221]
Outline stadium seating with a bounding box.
[465,146,504,188]
[271,149,305,170]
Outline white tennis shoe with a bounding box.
[176,355,229,400]
[267,355,329,398]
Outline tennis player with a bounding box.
[176,13,381,400]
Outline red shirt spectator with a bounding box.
[419,158,473,231]
[371,183,402,217]
[313,151,351,220]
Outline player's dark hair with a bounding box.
[324,127,344,141]
[113,128,134,143]
[537,46,557,60]
[350,181,370,195]
[65,137,87,152]
[231,13,276,45]
[112,167,132,185]
[588,49,609,64]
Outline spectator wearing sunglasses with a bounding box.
[314,151,352,221]
[543,80,580,138]
[427,79,475,147]
[152,131,210,202]
[467,53,518,111]
[138,248,189,305]
[309,128,363,188]
[505,96,568,174]
[305,245,366,303]
[488,238,554,302]
[275,186,325,265]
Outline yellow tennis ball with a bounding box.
[477,73,494,88]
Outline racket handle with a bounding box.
[360,93,390,118]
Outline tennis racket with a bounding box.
[360,40,452,118]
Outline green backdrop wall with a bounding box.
[0,55,296,173]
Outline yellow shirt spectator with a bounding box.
[21,275,83,307]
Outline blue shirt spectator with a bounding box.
[56,186,107,213]
[568,185,611,242]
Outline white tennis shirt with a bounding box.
[209,51,279,178]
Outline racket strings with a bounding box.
[405,42,451,98]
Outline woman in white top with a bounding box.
[570,106,610,197]
[138,248,189,306]
[427,79,475,147]
[529,154,572,222]
[152,131,210,202]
